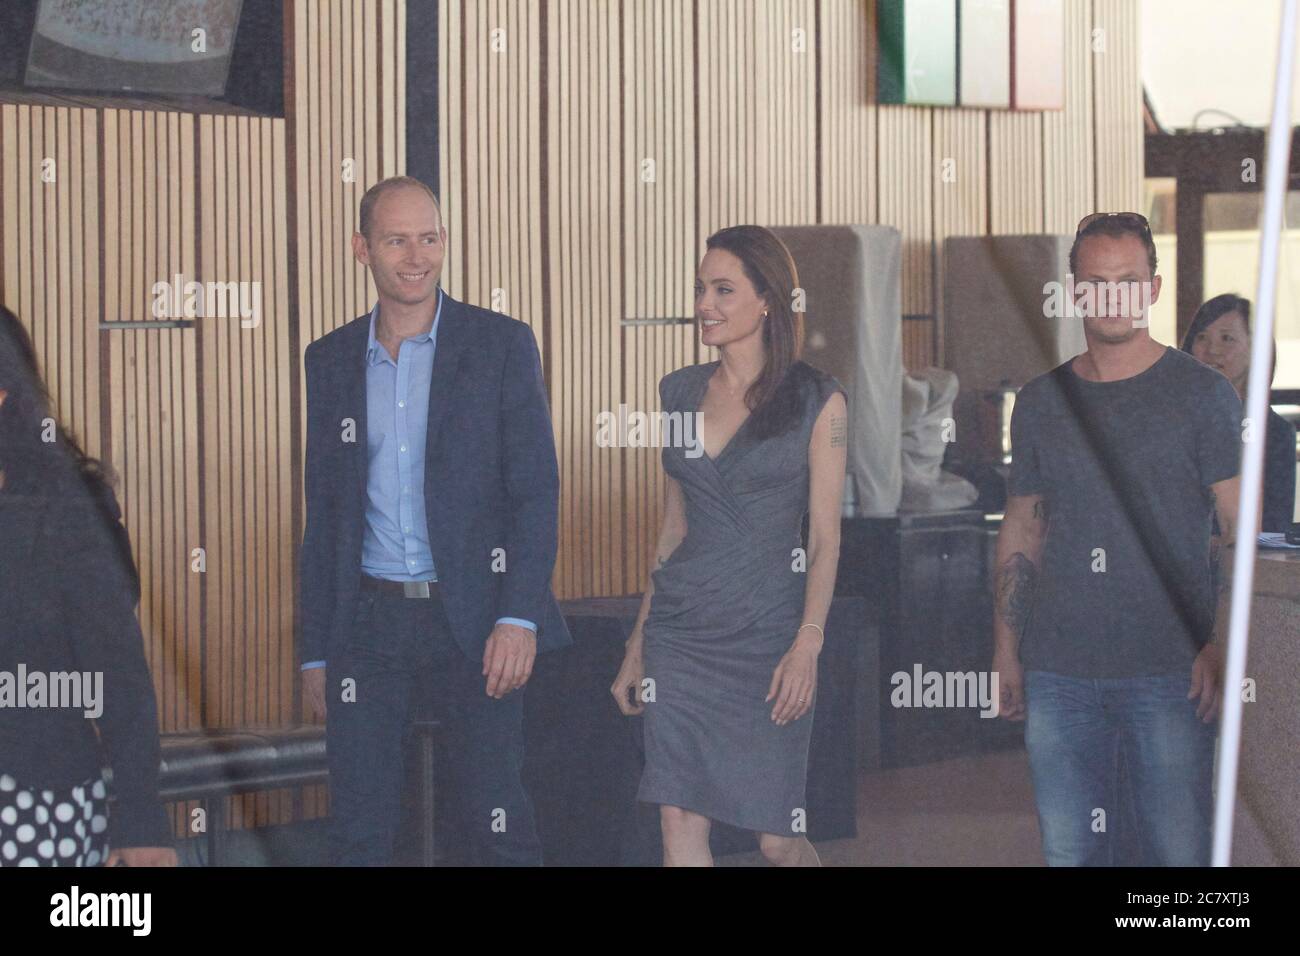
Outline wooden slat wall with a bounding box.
[697,0,818,242]
[624,0,695,323]
[0,105,101,460]
[436,0,1144,598]
[819,0,877,225]
[196,114,294,829]
[879,107,935,317]
[1043,0,1096,234]
[546,0,624,596]
[989,110,1045,233]
[1091,0,1142,213]
[100,111,203,780]
[932,110,988,367]
[437,0,544,332]
[294,0,406,347]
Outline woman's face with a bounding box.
[1191,310,1250,390]
[694,248,767,350]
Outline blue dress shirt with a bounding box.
[360,297,438,581]
[301,292,534,671]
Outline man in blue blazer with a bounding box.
[299,176,570,866]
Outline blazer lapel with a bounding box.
[423,292,469,466]
[338,316,371,504]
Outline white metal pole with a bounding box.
[1211,0,1298,867]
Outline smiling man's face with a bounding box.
[353,185,446,308]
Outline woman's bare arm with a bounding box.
[798,391,849,648]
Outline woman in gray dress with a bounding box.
[611,225,847,866]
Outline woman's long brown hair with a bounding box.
[0,304,113,496]
[703,225,807,438]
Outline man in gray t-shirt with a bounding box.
[1007,346,1242,678]
[992,213,1244,867]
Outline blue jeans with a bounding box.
[1024,670,1216,867]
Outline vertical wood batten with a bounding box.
[1043,0,1096,234]
[1092,0,1142,213]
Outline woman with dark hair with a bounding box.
[1182,293,1296,532]
[611,226,848,866]
[0,305,174,866]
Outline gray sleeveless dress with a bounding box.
[637,360,846,836]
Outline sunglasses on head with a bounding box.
[1075,212,1152,237]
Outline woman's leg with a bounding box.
[660,805,713,866]
[758,832,821,867]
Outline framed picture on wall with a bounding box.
[958,0,1011,109]
[877,0,958,106]
[878,0,1064,111]
[1012,0,1066,109]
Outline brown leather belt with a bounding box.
[360,575,440,599]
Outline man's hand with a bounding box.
[482,622,537,698]
[303,667,327,720]
[105,847,178,867]
[993,646,1025,721]
[1189,642,1223,723]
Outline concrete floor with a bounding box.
[718,748,1045,867]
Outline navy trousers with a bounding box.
[325,588,542,866]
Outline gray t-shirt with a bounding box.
[1007,347,1242,678]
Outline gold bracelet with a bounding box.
[798,623,824,642]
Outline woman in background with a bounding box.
[611,226,847,866]
[1182,293,1296,532]
[0,305,174,866]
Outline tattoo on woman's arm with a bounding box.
[996,552,1038,639]
[829,415,846,447]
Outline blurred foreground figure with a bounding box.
[0,305,174,867]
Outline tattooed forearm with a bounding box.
[1209,489,1236,544]
[1207,488,1236,639]
[996,552,1039,640]
[1209,537,1224,592]
[829,415,846,448]
[1208,527,1237,638]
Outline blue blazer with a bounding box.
[299,292,572,664]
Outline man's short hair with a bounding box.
[1069,214,1159,278]
[358,176,441,239]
